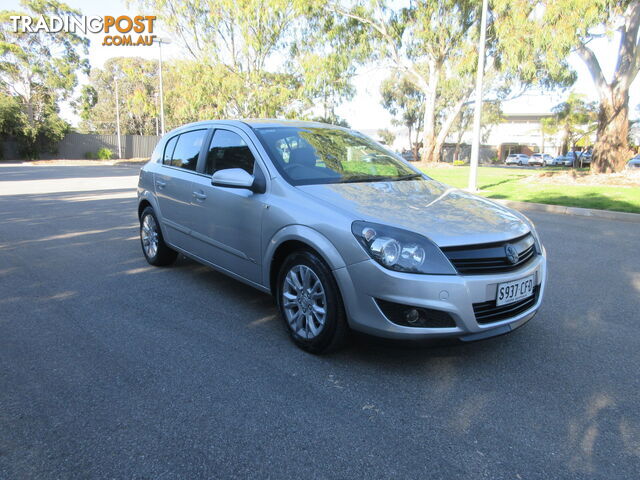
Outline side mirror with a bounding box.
[212,168,255,190]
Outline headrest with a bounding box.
[289,146,317,168]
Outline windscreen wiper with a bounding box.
[389,173,423,181]
[340,173,423,184]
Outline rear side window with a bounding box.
[166,129,207,171]
[163,136,178,164]
[204,129,256,175]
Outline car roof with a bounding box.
[164,118,347,136]
[242,119,347,129]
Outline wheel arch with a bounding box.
[264,226,346,296]
[137,191,170,240]
[138,199,152,220]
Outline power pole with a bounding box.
[154,92,159,136]
[156,38,171,135]
[115,76,122,159]
[468,0,489,191]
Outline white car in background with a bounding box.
[530,153,554,166]
[551,155,573,167]
[505,154,530,166]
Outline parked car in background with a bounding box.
[552,155,574,167]
[505,154,530,166]
[529,153,554,166]
[544,155,559,167]
[401,150,417,162]
[627,154,640,169]
[568,151,592,167]
[137,119,546,353]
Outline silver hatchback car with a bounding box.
[138,120,547,353]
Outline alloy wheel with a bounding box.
[141,214,159,259]
[281,265,327,339]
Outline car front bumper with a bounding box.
[334,249,547,341]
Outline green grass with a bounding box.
[421,166,640,214]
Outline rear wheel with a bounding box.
[276,250,349,353]
[140,206,177,266]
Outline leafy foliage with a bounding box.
[376,128,395,146]
[380,74,424,156]
[0,0,88,158]
[493,0,640,172]
[96,147,113,160]
[542,93,598,160]
[329,0,562,163]
[79,57,160,135]
[131,0,356,123]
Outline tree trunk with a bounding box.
[592,89,631,173]
[420,69,438,163]
[421,133,438,163]
[433,140,444,163]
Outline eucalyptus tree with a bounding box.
[134,0,355,119]
[377,128,395,146]
[0,0,88,157]
[80,57,160,135]
[380,74,424,158]
[565,1,639,173]
[330,0,591,163]
[493,0,640,173]
[331,0,487,163]
[541,93,598,166]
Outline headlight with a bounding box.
[351,221,456,275]
[517,213,543,253]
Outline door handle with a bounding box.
[156,180,167,189]
[192,191,207,201]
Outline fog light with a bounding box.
[375,299,457,328]
[405,308,420,325]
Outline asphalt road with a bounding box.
[1,164,639,479]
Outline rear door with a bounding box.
[154,129,209,251]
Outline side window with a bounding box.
[163,136,178,165]
[170,129,207,171]
[205,130,256,176]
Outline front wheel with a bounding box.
[140,206,178,266]
[276,251,349,353]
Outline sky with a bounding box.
[5,0,639,130]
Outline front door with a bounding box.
[188,127,266,284]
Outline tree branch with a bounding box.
[435,88,474,147]
[332,5,430,92]
[616,0,640,90]
[576,43,609,98]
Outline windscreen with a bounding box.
[253,126,420,186]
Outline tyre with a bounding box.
[276,250,349,353]
[140,206,178,266]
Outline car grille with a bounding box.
[441,233,537,275]
[473,286,540,324]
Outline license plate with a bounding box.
[496,275,535,306]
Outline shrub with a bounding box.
[84,151,95,159]
[453,160,467,166]
[96,147,113,160]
